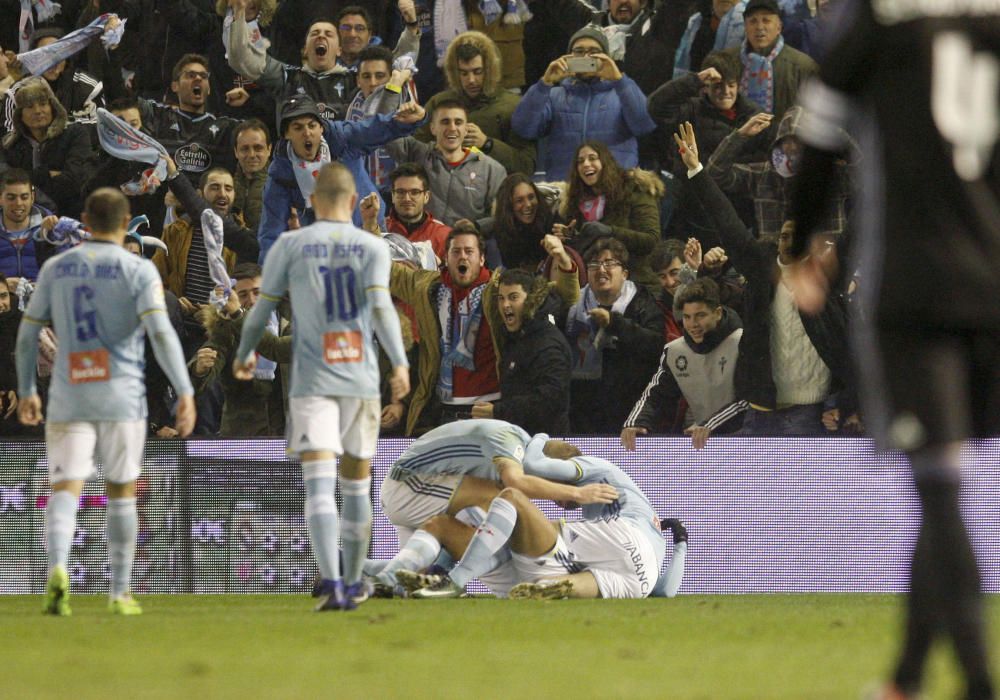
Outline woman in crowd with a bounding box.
[484,173,587,285]
[559,141,662,293]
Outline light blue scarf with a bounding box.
[566,280,637,380]
[740,35,783,114]
[436,282,486,402]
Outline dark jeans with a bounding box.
[738,403,825,436]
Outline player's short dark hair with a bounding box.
[649,239,685,273]
[446,220,485,255]
[0,168,33,192]
[389,162,430,190]
[172,53,210,82]
[84,188,131,234]
[109,96,140,113]
[234,118,272,146]
[432,98,468,119]
[701,51,741,84]
[233,262,263,281]
[675,277,721,310]
[199,167,233,191]
[358,45,393,70]
[335,5,372,29]
[497,267,534,291]
[586,237,629,269]
[305,16,338,38]
[543,439,582,459]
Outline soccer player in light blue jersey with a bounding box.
[408,435,686,600]
[16,188,196,616]
[234,162,411,612]
[374,419,618,594]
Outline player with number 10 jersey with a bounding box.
[253,223,392,401]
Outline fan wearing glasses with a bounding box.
[564,237,664,434]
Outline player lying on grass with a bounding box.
[376,418,619,588]
[378,437,687,599]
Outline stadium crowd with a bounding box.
[0,0,862,446]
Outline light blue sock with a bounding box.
[375,530,442,586]
[449,497,518,588]
[339,476,371,585]
[303,468,340,581]
[106,497,138,597]
[45,490,79,572]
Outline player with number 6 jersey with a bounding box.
[15,188,196,617]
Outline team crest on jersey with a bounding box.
[513,444,524,461]
[69,349,110,384]
[151,281,165,306]
[174,143,211,171]
[323,331,363,363]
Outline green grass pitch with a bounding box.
[4,594,999,699]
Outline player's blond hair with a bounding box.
[313,162,356,204]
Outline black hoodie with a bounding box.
[492,278,573,435]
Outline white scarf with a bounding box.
[287,137,331,206]
[222,9,267,60]
[433,0,468,66]
[254,312,279,381]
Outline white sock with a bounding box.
[303,468,340,581]
[106,497,138,597]
[449,497,518,588]
[339,476,371,585]
[46,490,79,572]
[375,529,442,586]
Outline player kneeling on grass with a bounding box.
[372,419,619,595]
[234,162,410,612]
[16,188,197,616]
[398,437,687,600]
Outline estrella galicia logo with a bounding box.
[175,143,211,172]
[675,355,688,372]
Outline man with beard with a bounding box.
[386,221,580,434]
[470,260,573,435]
[622,277,744,450]
[383,163,450,260]
[152,165,244,331]
[0,169,61,282]
[137,55,241,186]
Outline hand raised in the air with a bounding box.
[673,121,701,171]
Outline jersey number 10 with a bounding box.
[318,265,359,322]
